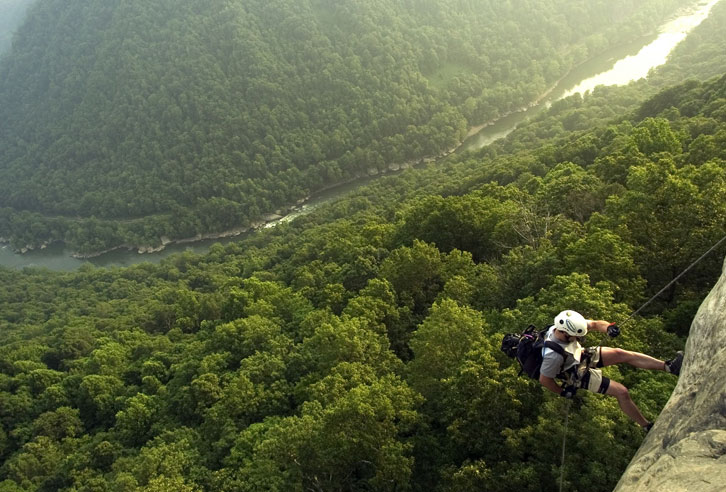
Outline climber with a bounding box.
[539,310,684,432]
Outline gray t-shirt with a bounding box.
[539,327,581,378]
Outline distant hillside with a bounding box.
[0,0,33,54]
[0,0,688,254]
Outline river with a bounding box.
[458,0,722,151]
[0,177,379,271]
[0,0,720,271]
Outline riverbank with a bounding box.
[464,76,564,139]
[69,215,287,260]
[68,157,438,259]
[462,30,662,143]
[14,145,451,260]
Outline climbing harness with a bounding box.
[558,232,726,491]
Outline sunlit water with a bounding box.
[562,0,722,98]
[458,0,723,152]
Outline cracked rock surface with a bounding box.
[614,258,726,492]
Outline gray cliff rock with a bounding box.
[614,258,726,492]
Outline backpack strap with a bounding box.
[544,340,565,357]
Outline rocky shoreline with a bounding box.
[69,159,435,259]
[69,211,292,260]
[0,146,461,261]
[0,237,52,255]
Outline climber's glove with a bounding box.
[607,323,620,338]
[560,385,577,399]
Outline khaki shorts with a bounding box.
[565,347,610,394]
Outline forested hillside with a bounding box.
[0,0,688,254]
[2,73,725,491]
[0,0,33,54]
[495,0,726,153]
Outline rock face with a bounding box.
[614,258,726,492]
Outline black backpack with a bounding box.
[501,325,565,379]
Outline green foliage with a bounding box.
[535,161,606,222]
[407,299,486,400]
[395,194,521,261]
[562,226,646,305]
[219,375,421,492]
[3,12,726,491]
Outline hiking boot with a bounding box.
[665,351,684,376]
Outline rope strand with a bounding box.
[562,233,726,491]
[621,233,726,325]
[595,233,726,346]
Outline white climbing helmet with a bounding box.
[554,310,588,337]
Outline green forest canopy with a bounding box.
[1,72,725,491]
[0,0,689,254]
[2,1,726,490]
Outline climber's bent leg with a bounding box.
[605,379,649,427]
